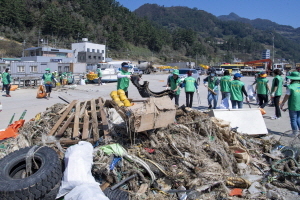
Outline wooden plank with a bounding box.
[48,100,77,136]
[79,100,88,118]
[82,110,90,139]
[57,105,68,115]
[73,101,81,138]
[90,99,99,141]
[98,97,111,143]
[56,113,75,137]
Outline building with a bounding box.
[71,38,105,69]
[261,49,270,59]
[21,47,74,63]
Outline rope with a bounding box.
[271,157,300,177]
[226,177,251,188]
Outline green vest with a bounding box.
[256,77,269,95]
[169,76,181,95]
[271,75,283,96]
[287,83,300,111]
[220,75,231,92]
[44,73,53,84]
[97,68,102,78]
[2,72,10,85]
[184,76,196,92]
[230,80,245,101]
[208,76,219,90]
[117,70,130,92]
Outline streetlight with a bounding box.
[271,33,275,71]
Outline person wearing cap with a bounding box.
[229,73,249,109]
[96,65,103,86]
[181,70,198,108]
[117,62,131,97]
[280,72,300,135]
[270,69,284,120]
[1,68,11,97]
[203,69,220,109]
[167,69,181,106]
[41,68,56,100]
[255,71,270,108]
[220,70,231,100]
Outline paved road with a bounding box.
[0,73,295,145]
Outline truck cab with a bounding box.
[215,68,224,76]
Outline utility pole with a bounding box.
[22,40,26,57]
[272,33,275,71]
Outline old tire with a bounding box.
[0,146,62,200]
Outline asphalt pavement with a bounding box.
[0,73,296,146]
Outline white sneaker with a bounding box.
[271,116,280,120]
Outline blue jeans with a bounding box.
[231,100,243,109]
[289,110,300,131]
[208,90,218,109]
[221,92,230,100]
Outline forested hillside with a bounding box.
[1,0,300,64]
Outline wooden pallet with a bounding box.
[48,98,111,144]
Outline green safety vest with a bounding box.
[1,72,10,85]
[44,73,53,84]
[230,80,245,101]
[117,70,130,92]
[97,68,102,78]
[288,83,300,111]
[169,76,181,95]
[271,75,283,96]
[220,75,231,92]
[256,77,269,95]
[184,76,196,92]
[208,76,219,90]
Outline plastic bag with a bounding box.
[219,97,231,109]
[56,141,107,199]
[36,85,47,98]
[80,79,86,85]
[247,85,256,102]
[64,183,109,200]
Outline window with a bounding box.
[97,49,100,53]
[88,56,91,59]
[93,56,96,59]
[64,66,70,72]
[102,50,104,53]
[30,66,38,72]
[92,49,95,52]
[102,57,104,60]
[58,66,62,72]
[17,66,25,72]
[98,56,101,59]
[87,48,90,52]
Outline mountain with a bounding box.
[134,4,300,63]
[218,12,300,43]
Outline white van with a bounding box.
[215,68,224,76]
[231,68,241,75]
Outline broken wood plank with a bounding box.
[48,100,77,136]
[73,101,81,138]
[82,110,90,140]
[56,113,75,137]
[98,97,111,143]
[79,100,88,118]
[59,138,93,145]
[90,99,99,141]
[57,105,68,115]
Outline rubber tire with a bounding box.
[0,146,62,200]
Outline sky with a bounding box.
[117,0,300,28]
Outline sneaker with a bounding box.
[6,95,11,97]
[271,116,278,120]
[208,105,212,109]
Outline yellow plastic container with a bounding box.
[117,89,125,95]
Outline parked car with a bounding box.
[132,68,143,75]
[231,68,241,75]
[195,68,205,75]
[169,68,201,85]
[215,68,225,76]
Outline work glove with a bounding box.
[271,92,275,97]
[213,86,218,91]
[204,83,208,87]
[54,78,58,83]
[166,86,170,90]
[127,75,131,79]
[196,89,199,94]
[246,96,250,103]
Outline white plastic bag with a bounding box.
[219,97,231,109]
[64,183,109,200]
[80,79,86,85]
[247,85,256,102]
[56,141,108,199]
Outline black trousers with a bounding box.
[125,91,128,98]
[257,94,268,108]
[185,92,194,108]
[45,85,52,93]
[3,84,10,95]
[170,94,179,106]
[274,95,281,118]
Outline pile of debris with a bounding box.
[0,98,300,199]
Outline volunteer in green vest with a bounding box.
[255,71,270,108]
[203,69,219,109]
[182,70,198,108]
[97,66,103,86]
[42,68,56,100]
[1,68,11,97]
[270,69,284,120]
[117,62,131,98]
[167,69,181,106]
[229,73,249,109]
[220,70,231,100]
[280,72,300,135]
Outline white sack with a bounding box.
[64,183,109,200]
[218,97,231,109]
[247,85,256,101]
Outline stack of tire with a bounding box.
[0,146,62,200]
[110,89,131,107]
